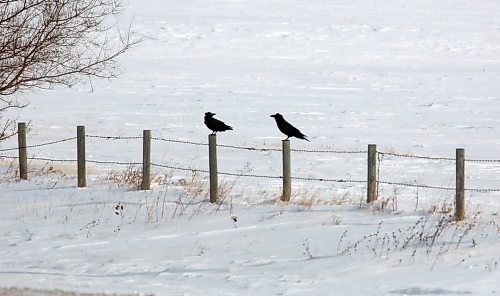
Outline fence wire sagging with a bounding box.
[1,129,500,194]
[376,151,500,193]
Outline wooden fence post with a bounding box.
[367,144,377,203]
[209,134,217,203]
[281,139,291,202]
[141,130,151,190]
[17,122,27,180]
[77,126,86,188]
[455,148,465,221]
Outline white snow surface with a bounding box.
[1,0,499,295]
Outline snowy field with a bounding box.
[1,0,499,295]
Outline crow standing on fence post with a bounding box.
[204,112,233,134]
[271,113,310,141]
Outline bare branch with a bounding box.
[0,0,138,96]
[0,0,138,142]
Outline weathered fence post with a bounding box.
[141,130,151,190]
[455,148,465,221]
[209,134,218,203]
[367,144,377,203]
[281,139,291,202]
[77,126,86,188]
[17,122,27,180]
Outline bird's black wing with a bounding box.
[282,119,309,141]
[213,118,233,131]
[287,123,303,136]
[280,119,301,135]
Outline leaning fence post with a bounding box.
[17,122,27,180]
[367,144,377,203]
[141,130,151,190]
[281,139,291,202]
[209,134,218,203]
[77,126,86,188]
[455,148,465,221]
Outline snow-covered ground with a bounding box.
[1,0,499,295]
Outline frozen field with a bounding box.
[1,0,499,295]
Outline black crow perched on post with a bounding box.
[204,112,233,134]
[270,113,309,141]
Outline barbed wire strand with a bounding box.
[151,162,365,183]
[151,136,366,154]
[0,133,483,161]
[0,155,140,166]
[465,158,500,163]
[378,180,455,191]
[85,134,500,161]
[0,137,77,152]
[379,152,455,162]
[217,143,366,154]
[151,137,208,147]
[86,135,142,140]
[87,160,142,166]
[376,153,500,191]
[379,151,500,163]
[377,180,500,192]
[2,154,499,192]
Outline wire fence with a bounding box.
[0,137,77,152]
[379,151,500,163]
[1,133,500,193]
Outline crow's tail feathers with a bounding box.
[299,134,310,142]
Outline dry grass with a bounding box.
[371,186,400,213]
[0,287,150,296]
[292,192,356,208]
[382,146,415,157]
[428,198,454,215]
[172,170,208,219]
[0,158,18,182]
[104,165,173,190]
[336,211,489,268]
[177,169,207,198]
